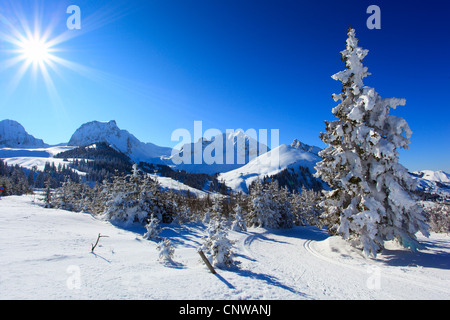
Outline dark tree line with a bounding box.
[54,142,133,183]
[249,166,324,194]
[0,159,32,196]
[0,159,82,196]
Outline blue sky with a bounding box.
[0,0,449,172]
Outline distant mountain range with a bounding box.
[1,119,448,196]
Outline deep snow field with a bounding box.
[0,195,449,300]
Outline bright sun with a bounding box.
[18,36,52,64]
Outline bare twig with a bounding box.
[91,233,109,253]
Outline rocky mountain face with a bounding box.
[0,119,47,148]
[68,120,172,162]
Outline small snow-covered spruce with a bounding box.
[42,179,53,208]
[247,179,276,228]
[231,203,247,232]
[315,27,429,257]
[143,214,161,240]
[157,238,175,261]
[200,219,236,268]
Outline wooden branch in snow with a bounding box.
[198,250,216,274]
[91,233,109,253]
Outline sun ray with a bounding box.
[5,58,32,94]
[39,58,67,116]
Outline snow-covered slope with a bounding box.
[411,170,450,199]
[68,120,172,162]
[0,145,84,174]
[0,119,47,148]
[169,131,270,175]
[150,174,209,198]
[219,140,322,193]
[1,195,448,300]
[413,170,450,184]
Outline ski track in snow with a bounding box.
[303,239,450,298]
[0,196,449,300]
[238,227,450,299]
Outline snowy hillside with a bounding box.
[1,195,449,300]
[68,120,172,162]
[0,145,79,172]
[0,119,47,148]
[169,131,270,175]
[152,175,209,198]
[219,140,321,193]
[411,170,450,199]
[413,170,450,184]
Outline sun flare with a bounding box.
[0,0,133,107]
[19,36,52,64]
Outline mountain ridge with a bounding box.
[1,119,448,198]
[219,141,323,193]
[0,119,48,148]
[68,120,172,162]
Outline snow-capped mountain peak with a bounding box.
[219,140,322,193]
[290,139,321,156]
[68,120,172,162]
[0,119,47,148]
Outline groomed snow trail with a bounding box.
[237,227,450,299]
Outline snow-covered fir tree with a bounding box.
[143,214,161,240]
[200,218,235,268]
[42,179,53,208]
[247,179,276,228]
[53,177,82,211]
[173,204,191,225]
[315,27,429,257]
[157,238,175,261]
[102,174,139,225]
[209,197,223,221]
[231,203,247,232]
